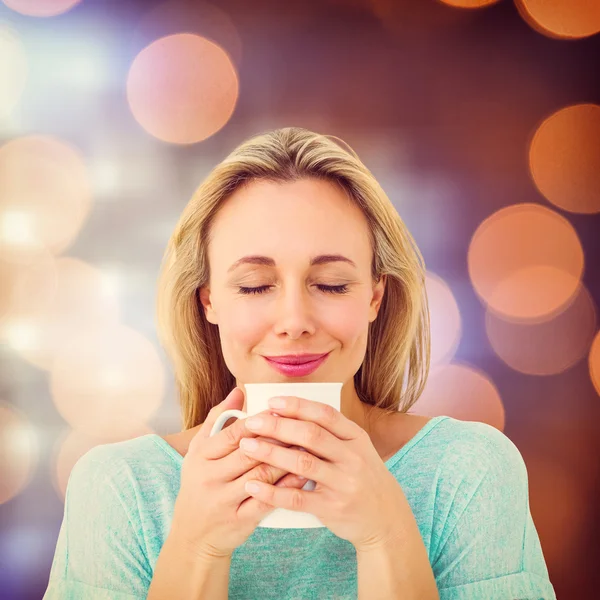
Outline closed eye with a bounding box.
[238,284,349,295]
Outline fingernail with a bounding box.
[240,438,259,451]
[269,397,286,408]
[245,417,264,430]
[246,482,261,493]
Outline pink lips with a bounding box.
[264,353,329,376]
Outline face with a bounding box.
[199,177,386,406]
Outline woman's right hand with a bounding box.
[169,386,307,560]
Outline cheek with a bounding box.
[217,313,261,374]
[219,304,266,344]
[321,302,366,342]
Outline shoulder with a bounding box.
[422,419,556,597]
[429,417,529,504]
[47,439,157,596]
[72,434,156,469]
[67,434,169,495]
[406,414,523,461]
[396,415,529,490]
[440,417,526,472]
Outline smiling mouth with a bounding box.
[264,353,329,365]
[263,353,330,376]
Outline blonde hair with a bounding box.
[156,127,431,430]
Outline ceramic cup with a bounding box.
[209,381,342,528]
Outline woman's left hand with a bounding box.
[240,395,407,551]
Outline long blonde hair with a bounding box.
[156,127,431,430]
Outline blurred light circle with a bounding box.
[0,24,27,119]
[0,209,50,266]
[132,1,243,67]
[0,259,22,322]
[486,283,597,376]
[2,0,82,17]
[50,323,165,440]
[409,362,505,431]
[0,402,39,505]
[590,331,600,397]
[437,0,499,8]
[0,257,120,371]
[515,0,600,39]
[468,203,584,321]
[426,271,462,365]
[52,425,154,500]
[529,104,600,215]
[0,136,93,261]
[0,249,57,325]
[127,33,239,144]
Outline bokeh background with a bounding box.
[1,0,599,598]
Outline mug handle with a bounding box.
[209,409,247,437]
[208,408,317,492]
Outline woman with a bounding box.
[43,127,556,599]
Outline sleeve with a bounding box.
[42,447,153,599]
[430,423,557,600]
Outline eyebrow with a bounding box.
[227,254,357,273]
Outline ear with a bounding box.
[198,286,218,324]
[369,274,387,322]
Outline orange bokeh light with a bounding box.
[486,282,597,376]
[437,0,499,8]
[127,33,239,144]
[589,331,600,397]
[50,322,165,440]
[529,103,600,215]
[426,272,462,365]
[0,257,120,371]
[2,0,81,17]
[468,203,584,321]
[515,0,600,39]
[0,136,92,262]
[410,362,505,431]
[0,248,57,325]
[0,259,21,323]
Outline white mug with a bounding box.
[209,382,342,528]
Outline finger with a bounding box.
[221,439,300,484]
[245,478,314,515]
[204,408,285,459]
[237,472,307,520]
[267,396,363,443]
[275,473,308,488]
[239,437,332,486]
[244,411,344,464]
[229,453,301,507]
[197,399,274,460]
[197,387,245,441]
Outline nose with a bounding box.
[273,285,317,337]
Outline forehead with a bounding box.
[208,178,372,262]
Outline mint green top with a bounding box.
[42,415,556,599]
